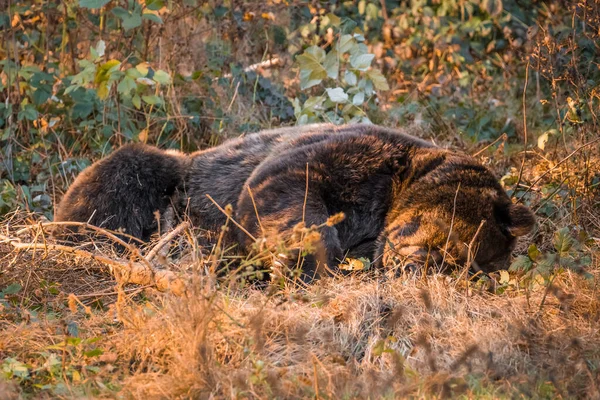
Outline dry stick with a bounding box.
[302,162,309,223]
[516,136,600,203]
[295,162,311,286]
[472,133,508,157]
[16,221,145,244]
[245,186,265,238]
[209,217,230,274]
[0,234,186,295]
[145,222,190,263]
[312,356,320,400]
[227,81,241,112]
[513,60,530,199]
[205,194,257,242]
[456,220,487,294]
[440,183,461,272]
[17,221,153,270]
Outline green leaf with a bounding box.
[537,254,557,275]
[117,76,137,96]
[142,95,163,106]
[2,358,30,379]
[554,227,574,256]
[66,337,82,346]
[67,322,79,338]
[95,60,121,84]
[366,69,390,91]
[527,244,540,261]
[17,104,39,121]
[112,7,143,31]
[326,87,348,103]
[132,94,142,109]
[326,13,340,26]
[350,53,375,71]
[84,348,104,358]
[145,0,164,10]
[32,87,52,105]
[352,91,364,106]
[297,114,309,125]
[340,17,357,34]
[344,70,357,86]
[338,34,355,53]
[152,70,171,85]
[79,0,111,9]
[297,46,327,90]
[509,255,533,272]
[303,95,325,110]
[323,50,339,79]
[1,283,22,296]
[142,12,163,24]
[304,46,326,63]
[72,101,94,119]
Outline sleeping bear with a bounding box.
[55,124,535,280]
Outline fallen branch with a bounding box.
[219,57,282,80]
[146,222,190,262]
[0,233,186,295]
[16,220,154,270]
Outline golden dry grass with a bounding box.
[1,206,599,399]
[1,124,599,399]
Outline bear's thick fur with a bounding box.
[54,124,535,279]
[54,144,189,243]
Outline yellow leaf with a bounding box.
[97,83,110,100]
[339,258,365,271]
[499,270,510,284]
[138,129,148,143]
[72,369,81,382]
[136,62,150,77]
[95,60,121,83]
[11,14,21,28]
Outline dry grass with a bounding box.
[1,122,599,399]
[2,128,600,398]
[1,204,599,399]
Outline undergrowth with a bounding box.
[1,0,600,398]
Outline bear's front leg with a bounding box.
[236,183,343,283]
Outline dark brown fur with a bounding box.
[54,124,535,281]
[54,144,189,243]
[225,125,534,279]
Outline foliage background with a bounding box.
[1,0,600,397]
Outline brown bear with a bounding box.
[54,144,189,243]
[54,124,535,280]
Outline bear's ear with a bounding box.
[507,204,535,237]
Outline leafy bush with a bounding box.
[293,20,389,125]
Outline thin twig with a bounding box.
[245,186,265,238]
[472,133,508,157]
[513,60,530,199]
[205,194,257,242]
[516,136,600,202]
[145,222,190,263]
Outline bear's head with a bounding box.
[376,150,535,273]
